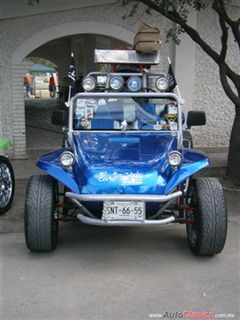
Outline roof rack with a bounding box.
[94,49,160,65]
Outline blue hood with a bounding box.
[37,131,209,195]
[72,132,178,194]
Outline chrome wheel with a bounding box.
[0,158,14,213]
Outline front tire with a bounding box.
[25,175,58,252]
[183,130,193,148]
[0,156,15,215]
[186,177,227,256]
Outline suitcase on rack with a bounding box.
[134,23,160,53]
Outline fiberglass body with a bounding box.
[37,93,209,210]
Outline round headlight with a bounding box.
[156,77,169,91]
[60,152,75,167]
[109,75,124,91]
[168,151,182,167]
[127,76,142,92]
[82,76,96,92]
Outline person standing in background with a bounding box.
[23,72,33,98]
[49,73,56,98]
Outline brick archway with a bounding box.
[11,22,134,158]
[12,21,134,64]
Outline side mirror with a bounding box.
[51,110,68,126]
[187,111,206,129]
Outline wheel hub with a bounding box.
[0,162,13,208]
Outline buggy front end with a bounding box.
[24,49,227,256]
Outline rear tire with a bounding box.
[25,175,58,252]
[0,156,15,215]
[186,177,227,256]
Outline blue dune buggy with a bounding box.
[25,49,227,255]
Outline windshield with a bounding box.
[72,96,179,131]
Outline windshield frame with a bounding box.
[70,92,183,134]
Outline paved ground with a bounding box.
[0,180,239,320]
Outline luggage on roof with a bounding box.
[134,23,161,54]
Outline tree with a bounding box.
[122,0,240,180]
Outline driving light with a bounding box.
[82,76,96,92]
[127,76,142,92]
[168,151,182,167]
[109,75,124,91]
[97,75,107,86]
[60,152,75,167]
[156,77,169,91]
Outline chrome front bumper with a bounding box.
[65,191,182,227]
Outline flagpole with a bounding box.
[167,57,184,105]
[65,52,75,107]
[67,86,71,107]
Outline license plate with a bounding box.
[102,201,145,221]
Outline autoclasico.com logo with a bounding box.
[148,311,236,319]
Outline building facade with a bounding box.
[0,0,239,158]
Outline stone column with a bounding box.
[11,62,31,159]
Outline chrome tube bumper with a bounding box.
[66,191,181,227]
[65,191,182,202]
[77,213,175,226]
